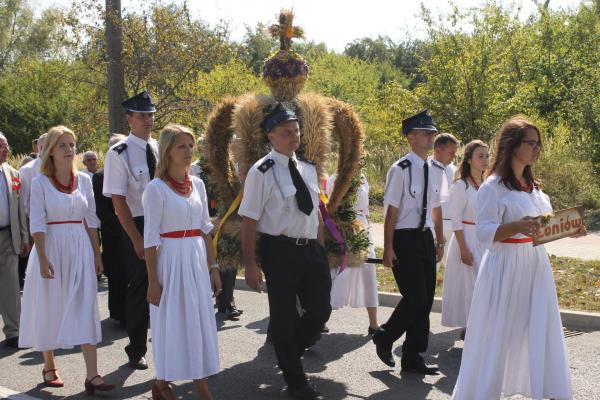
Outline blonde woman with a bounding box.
[143,124,221,400]
[19,126,114,394]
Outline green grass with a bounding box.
[368,204,384,224]
[374,246,600,313]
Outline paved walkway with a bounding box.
[370,223,600,261]
[1,287,599,399]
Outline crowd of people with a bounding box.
[0,91,574,400]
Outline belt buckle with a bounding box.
[295,237,308,246]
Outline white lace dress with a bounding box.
[451,175,571,400]
[441,180,486,328]
[327,175,378,309]
[143,177,219,381]
[19,173,101,351]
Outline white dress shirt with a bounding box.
[383,151,442,230]
[0,167,10,227]
[18,157,41,217]
[439,162,456,218]
[102,133,158,218]
[239,150,320,239]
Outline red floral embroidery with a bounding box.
[11,176,21,193]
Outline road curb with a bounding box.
[234,277,600,332]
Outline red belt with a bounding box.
[462,220,475,225]
[47,220,82,225]
[501,237,533,244]
[160,229,202,238]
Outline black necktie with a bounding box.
[288,159,313,216]
[146,143,157,179]
[418,162,428,230]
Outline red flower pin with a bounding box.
[11,176,21,192]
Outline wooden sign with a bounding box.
[534,206,586,246]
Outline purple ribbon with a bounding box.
[319,200,348,273]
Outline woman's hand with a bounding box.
[210,269,222,297]
[94,254,104,276]
[147,281,163,307]
[460,247,474,266]
[39,257,54,279]
[514,216,539,237]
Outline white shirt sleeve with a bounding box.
[142,181,163,248]
[197,179,215,235]
[383,166,404,215]
[102,149,128,197]
[476,180,503,248]
[81,174,99,229]
[19,165,32,217]
[29,177,47,234]
[449,180,468,231]
[238,167,266,221]
[430,169,442,209]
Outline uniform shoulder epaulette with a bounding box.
[397,159,411,170]
[257,159,275,173]
[297,157,315,166]
[430,159,445,170]
[113,143,127,154]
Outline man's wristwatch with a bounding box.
[209,263,220,272]
[435,242,445,249]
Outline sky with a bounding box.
[39,0,583,52]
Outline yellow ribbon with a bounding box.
[212,191,243,255]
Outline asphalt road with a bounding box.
[1,281,599,399]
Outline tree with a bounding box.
[105,0,127,135]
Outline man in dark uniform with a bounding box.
[93,133,128,326]
[103,92,158,370]
[372,110,445,374]
[239,103,331,400]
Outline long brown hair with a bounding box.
[488,115,541,190]
[457,139,488,188]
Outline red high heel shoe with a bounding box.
[42,368,64,388]
[84,375,115,395]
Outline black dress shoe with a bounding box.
[287,384,324,400]
[225,305,242,320]
[401,355,439,375]
[372,331,395,367]
[128,356,148,370]
[4,336,19,348]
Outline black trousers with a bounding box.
[216,267,238,311]
[379,229,436,358]
[101,224,128,322]
[123,216,149,360]
[258,235,332,389]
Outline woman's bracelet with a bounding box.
[435,242,445,249]
[209,263,220,272]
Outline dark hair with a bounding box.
[489,115,541,190]
[457,140,488,187]
[32,139,38,145]
[434,132,459,149]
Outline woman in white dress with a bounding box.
[143,124,222,400]
[326,174,379,334]
[451,116,572,399]
[441,140,489,339]
[19,126,114,394]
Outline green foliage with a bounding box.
[0,0,597,213]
